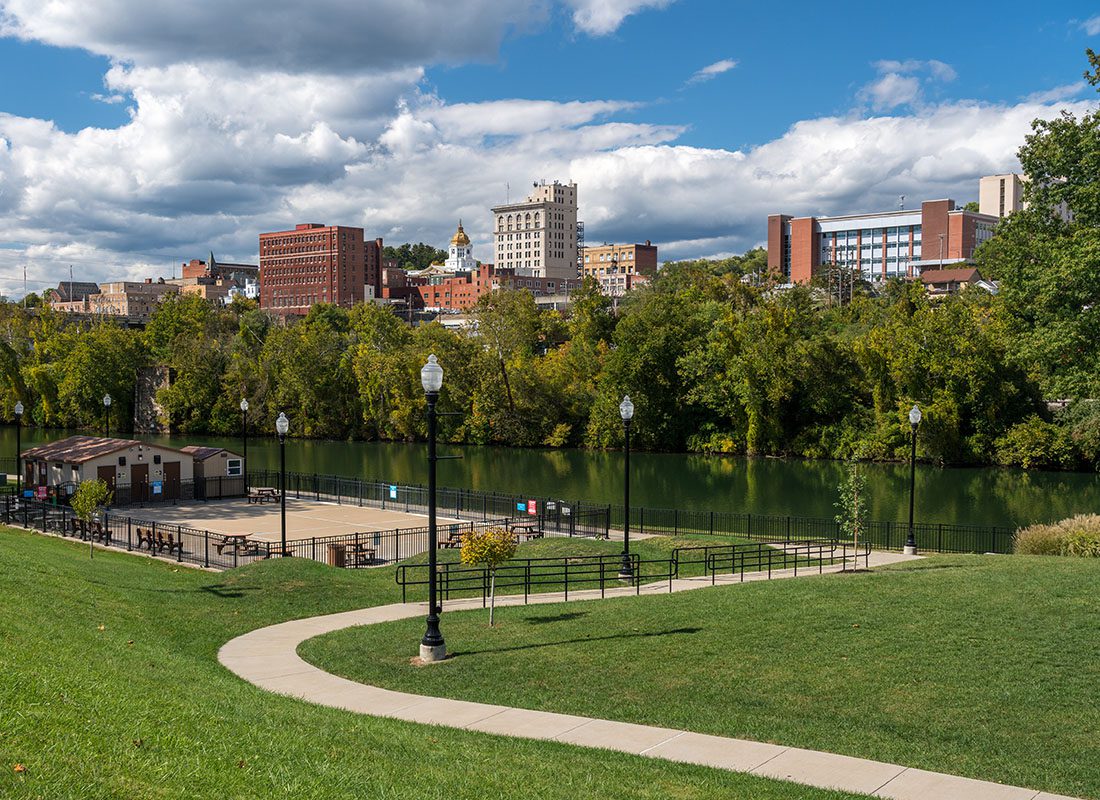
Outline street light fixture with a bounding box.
[906,404,922,555]
[240,398,249,493]
[14,400,23,499]
[618,395,635,581]
[419,354,446,663]
[103,394,112,438]
[275,412,289,557]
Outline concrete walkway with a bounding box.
[219,554,1080,800]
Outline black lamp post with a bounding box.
[14,400,23,498]
[618,395,634,581]
[906,404,922,555]
[276,412,289,556]
[103,393,112,438]
[419,354,446,662]
[240,398,249,493]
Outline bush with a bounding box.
[994,415,1077,470]
[1014,514,1100,556]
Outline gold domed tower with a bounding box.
[444,219,476,271]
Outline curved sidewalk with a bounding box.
[219,559,1079,800]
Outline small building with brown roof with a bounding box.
[180,445,245,499]
[920,267,984,297]
[20,436,195,501]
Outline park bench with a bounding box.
[91,521,111,545]
[154,530,183,557]
[69,518,85,539]
[136,527,154,550]
[247,487,280,505]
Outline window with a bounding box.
[227,458,242,477]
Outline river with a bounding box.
[3,427,1098,527]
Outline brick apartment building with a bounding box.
[767,199,998,284]
[169,253,259,304]
[380,264,583,312]
[258,223,383,315]
[581,241,657,296]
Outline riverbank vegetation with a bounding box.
[1,54,1098,469]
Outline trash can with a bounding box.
[327,543,346,568]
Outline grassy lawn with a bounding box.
[302,554,1100,799]
[0,526,871,800]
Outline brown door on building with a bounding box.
[96,465,116,492]
[163,461,180,500]
[131,463,149,503]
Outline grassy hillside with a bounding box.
[304,554,1100,799]
[0,527,865,800]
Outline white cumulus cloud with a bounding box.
[564,0,676,35]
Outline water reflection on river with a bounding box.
[3,427,1097,526]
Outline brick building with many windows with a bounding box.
[258,223,383,315]
[581,241,657,296]
[767,199,998,284]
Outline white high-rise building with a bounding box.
[491,180,578,281]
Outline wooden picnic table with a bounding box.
[215,531,260,556]
[347,542,377,567]
[248,487,280,504]
[509,521,543,541]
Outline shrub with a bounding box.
[994,415,1077,470]
[1014,514,1100,556]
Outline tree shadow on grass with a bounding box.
[200,583,261,599]
[451,626,703,656]
[522,611,589,625]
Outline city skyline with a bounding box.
[0,0,1098,297]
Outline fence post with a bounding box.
[177,531,182,563]
[674,508,679,536]
[127,519,132,551]
[42,503,47,532]
[786,516,791,544]
[938,523,943,553]
[204,530,209,568]
[709,510,714,536]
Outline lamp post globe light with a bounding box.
[905,404,922,556]
[240,398,249,493]
[275,412,289,557]
[14,400,24,498]
[103,393,112,438]
[618,395,635,581]
[420,354,446,663]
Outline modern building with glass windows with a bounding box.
[767,199,998,284]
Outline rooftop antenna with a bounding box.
[506,182,510,203]
[899,195,905,211]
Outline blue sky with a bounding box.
[0,0,1097,294]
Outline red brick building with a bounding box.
[767,199,998,284]
[258,224,383,315]
[380,264,583,312]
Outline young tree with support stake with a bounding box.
[460,527,517,627]
[834,462,868,570]
[71,479,112,559]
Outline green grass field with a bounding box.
[0,526,869,800]
[303,554,1100,800]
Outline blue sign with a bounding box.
[516,502,526,512]
[152,481,163,496]
[23,489,33,498]
[389,484,398,499]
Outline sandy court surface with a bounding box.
[117,497,465,543]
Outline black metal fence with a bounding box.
[250,469,1015,554]
[395,538,872,606]
[609,505,1015,555]
[0,495,502,571]
[247,470,612,538]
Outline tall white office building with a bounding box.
[491,180,578,281]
